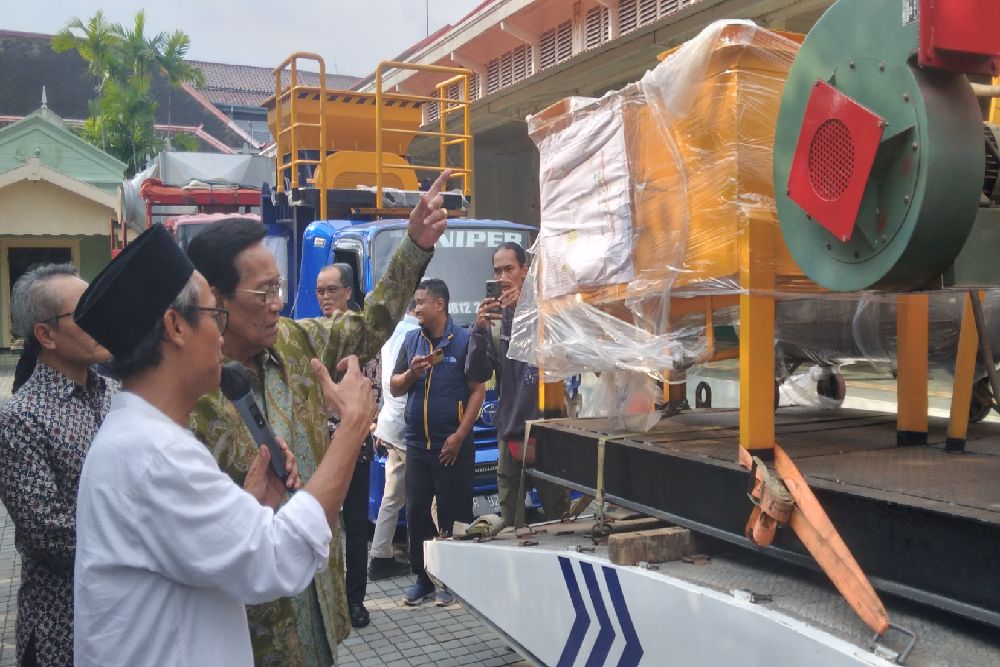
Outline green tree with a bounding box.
[52,10,204,176]
[157,30,206,130]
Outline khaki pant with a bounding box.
[497,438,570,528]
[369,443,406,560]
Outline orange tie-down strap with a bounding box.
[738,445,890,637]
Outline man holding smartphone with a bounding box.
[389,278,490,606]
[472,242,570,528]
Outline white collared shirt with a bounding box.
[74,391,331,667]
[373,314,420,448]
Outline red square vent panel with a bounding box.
[786,81,886,244]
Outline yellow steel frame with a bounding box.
[991,76,1000,124]
[375,62,474,211]
[947,292,982,446]
[896,295,929,441]
[272,53,328,219]
[738,209,777,454]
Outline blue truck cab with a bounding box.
[294,217,536,521]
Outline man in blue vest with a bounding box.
[389,278,489,607]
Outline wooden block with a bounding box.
[608,517,668,534]
[608,526,692,566]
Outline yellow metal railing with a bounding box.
[991,76,1000,125]
[375,61,474,210]
[272,52,328,219]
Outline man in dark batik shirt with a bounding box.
[0,264,117,666]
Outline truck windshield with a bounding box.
[373,227,534,326]
[175,224,208,251]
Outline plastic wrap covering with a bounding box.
[578,371,661,433]
[513,21,803,375]
[121,153,273,233]
[774,291,1000,374]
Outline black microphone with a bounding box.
[219,362,288,483]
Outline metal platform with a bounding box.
[426,527,1000,667]
[530,407,1000,627]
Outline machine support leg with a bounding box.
[739,293,776,459]
[896,294,929,446]
[947,293,981,452]
[969,291,1000,420]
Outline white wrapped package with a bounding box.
[532,93,634,299]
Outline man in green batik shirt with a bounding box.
[186,171,451,667]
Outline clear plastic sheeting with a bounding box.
[513,21,803,375]
[578,371,661,433]
[774,291,1000,374]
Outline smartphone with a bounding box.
[485,280,503,300]
[429,348,445,365]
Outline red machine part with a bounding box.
[786,81,886,244]
[918,0,1000,75]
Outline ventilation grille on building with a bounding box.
[419,0,704,114]
[620,0,691,35]
[541,21,573,70]
[585,5,611,50]
[619,0,638,34]
[426,80,471,125]
[485,44,533,96]
[470,73,481,102]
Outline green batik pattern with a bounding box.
[189,236,431,667]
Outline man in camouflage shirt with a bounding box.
[186,172,449,666]
[0,264,116,666]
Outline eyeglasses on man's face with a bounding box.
[196,306,229,335]
[238,278,286,305]
[43,312,74,325]
[315,285,346,298]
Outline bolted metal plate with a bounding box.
[918,0,1000,76]
[787,81,886,244]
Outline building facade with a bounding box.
[0,102,125,348]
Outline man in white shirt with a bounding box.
[72,225,375,666]
[368,301,420,580]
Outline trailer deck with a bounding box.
[529,408,1000,627]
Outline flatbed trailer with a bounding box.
[426,517,1000,666]
[526,408,1000,628]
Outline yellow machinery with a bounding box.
[522,8,1000,640]
[527,24,817,453]
[264,54,473,218]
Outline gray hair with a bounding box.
[10,263,80,340]
[319,262,353,289]
[111,276,202,380]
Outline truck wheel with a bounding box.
[816,370,847,402]
[970,377,994,424]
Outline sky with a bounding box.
[5,0,485,77]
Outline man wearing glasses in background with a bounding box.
[185,171,449,667]
[315,263,382,629]
[0,264,116,666]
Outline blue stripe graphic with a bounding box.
[603,566,644,667]
[557,556,591,667]
[581,562,616,667]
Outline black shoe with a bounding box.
[368,556,411,581]
[349,603,370,628]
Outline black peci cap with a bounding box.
[74,225,195,358]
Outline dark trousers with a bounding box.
[405,443,474,586]
[343,457,372,605]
